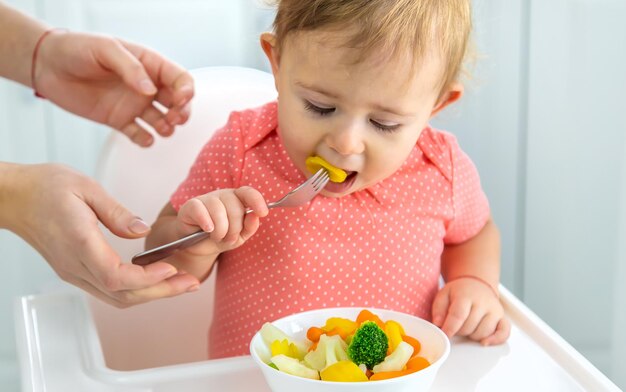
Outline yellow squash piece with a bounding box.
[320,360,368,382]
[384,320,405,352]
[271,339,300,359]
[323,317,358,336]
[305,156,347,183]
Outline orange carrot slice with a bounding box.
[406,356,430,371]
[402,335,422,357]
[306,326,324,342]
[369,368,418,381]
[355,309,385,329]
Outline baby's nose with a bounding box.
[325,125,365,156]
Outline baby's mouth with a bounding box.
[323,170,358,194]
[305,155,357,194]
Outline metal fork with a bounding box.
[131,169,329,266]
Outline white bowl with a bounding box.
[250,307,450,392]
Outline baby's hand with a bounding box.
[431,277,511,346]
[176,186,269,256]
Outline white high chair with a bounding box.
[14,67,619,391]
[92,66,277,370]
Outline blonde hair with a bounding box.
[266,0,472,93]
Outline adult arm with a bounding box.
[0,2,194,146]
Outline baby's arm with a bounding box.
[146,186,269,281]
[432,217,511,345]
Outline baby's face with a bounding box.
[263,30,458,197]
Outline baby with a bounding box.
[147,0,510,358]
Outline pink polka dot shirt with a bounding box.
[171,102,490,359]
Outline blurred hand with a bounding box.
[431,277,510,345]
[2,163,200,307]
[33,30,194,147]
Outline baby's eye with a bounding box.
[370,119,401,133]
[304,100,335,116]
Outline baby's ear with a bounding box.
[430,82,464,117]
[260,33,280,77]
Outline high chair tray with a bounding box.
[15,286,619,392]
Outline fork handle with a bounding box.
[244,202,279,214]
[132,230,211,266]
[132,203,280,266]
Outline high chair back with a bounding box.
[94,66,277,370]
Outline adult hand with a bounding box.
[33,30,194,147]
[0,163,200,307]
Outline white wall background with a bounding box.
[1,0,624,390]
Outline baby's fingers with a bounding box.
[431,289,451,327]
[179,198,214,233]
[458,307,486,337]
[234,186,268,216]
[203,197,229,240]
[480,318,511,346]
[470,313,501,342]
[219,191,247,243]
[240,213,261,242]
[440,298,472,338]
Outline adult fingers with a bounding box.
[69,270,199,308]
[74,226,182,293]
[165,101,192,127]
[62,273,130,308]
[153,88,192,127]
[480,318,511,346]
[122,40,194,106]
[115,271,201,305]
[120,120,154,147]
[94,38,157,96]
[72,187,189,292]
[51,232,184,302]
[138,104,173,137]
[440,298,472,338]
[83,181,151,239]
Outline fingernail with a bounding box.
[129,218,150,234]
[139,78,157,95]
[159,266,177,279]
[140,134,154,146]
[160,122,174,136]
[187,284,200,292]
[168,114,182,125]
[177,85,193,105]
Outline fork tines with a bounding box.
[311,169,330,190]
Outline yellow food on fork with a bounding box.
[305,156,347,183]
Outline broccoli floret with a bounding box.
[347,321,388,369]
